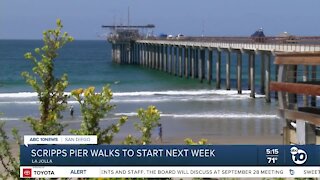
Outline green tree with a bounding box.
[184,138,208,145]
[0,19,73,179]
[70,86,128,144]
[22,19,73,135]
[123,106,160,145]
[0,122,21,179]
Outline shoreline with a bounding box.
[2,116,283,142]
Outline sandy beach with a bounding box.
[2,113,283,143]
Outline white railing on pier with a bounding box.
[136,40,320,52]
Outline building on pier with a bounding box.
[251,28,266,43]
[102,24,155,63]
[103,24,155,42]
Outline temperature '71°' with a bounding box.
[267,157,278,164]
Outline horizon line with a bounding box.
[0,38,106,41]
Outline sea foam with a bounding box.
[114,112,278,119]
[0,90,266,98]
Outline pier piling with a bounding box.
[260,52,265,94]
[179,47,183,77]
[250,52,255,98]
[199,48,205,82]
[207,49,213,84]
[226,50,231,90]
[194,48,199,78]
[191,48,195,79]
[237,51,242,94]
[248,52,251,90]
[265,53,271,102]
[216,50,221,89]
[185,46,189,78]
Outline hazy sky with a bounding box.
[1,0,319,40]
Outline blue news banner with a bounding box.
[20,145,320,166]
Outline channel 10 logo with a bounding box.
[290,147,308,165]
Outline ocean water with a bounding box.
[0,40,282,143]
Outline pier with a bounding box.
[103,25,320,144]
[104,24,320,103]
